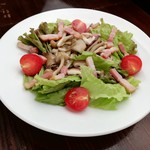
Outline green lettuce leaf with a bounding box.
[57,19,71,26]
[18,28,48,53]
[35,87,71,106]
[89,97,118,110]
[114,31,137,54]
[30,75,81,105]
[80,66,129,110]
[39,22,57,34]
[128,76,141,87]
[33,75,80,94]
[91,18,137,54]
[91,18,112,41]
[74,51,119,72]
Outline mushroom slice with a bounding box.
[50,40,57,48]
[53,57,65,75]
[57,33,73,47]
[86,38,101,51]
[90,42,105,52]
[55,52,70,63]
[44,52,56,68]
[67,68,81,76]
[82,35,96,45]
[93,45,106,54]
[73,60,86,67]
[53,52,69,75]
[58,44,71,52]
[71,39,86,53]
[65,60,73,68]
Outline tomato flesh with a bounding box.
[120,54,142,75]
[72,19,87,33]
[20,54,43,76]
[65,87,90,111]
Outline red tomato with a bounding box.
[65,87,90,111]
[72,19,87,33]
[120,54,142,75]
[20,54,43,76]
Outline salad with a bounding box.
[18,18,142,111]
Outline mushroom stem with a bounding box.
[53,56,65,75]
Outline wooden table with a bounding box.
[0,0,150,149]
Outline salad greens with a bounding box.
[18,18,141,110]
[91,19,137,54]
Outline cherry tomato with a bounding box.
[72,19,87,33]
[65,87,90,111]
[120,54,142,75]
[20,54,43,76]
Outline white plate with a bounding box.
[0,8,150,137]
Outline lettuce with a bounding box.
[128,76,141,87]
[35,88,70,106]
[27,75,80,105]
[57,19,71,26]
[91,18,112,41]
[74,51,119,72]
[80,66,129,110]
[39,22,57,34]
[18,28,48,53]
[91,18,137,54]
[33,75,80,94]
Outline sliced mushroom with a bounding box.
[57,33,73,47]
[43,52,56,68]
[93,45,107,54]
[50,40,57,48]
[67,68,81,76]
[51,48,59,54]
[73,60,86,67]
[82,35,96,45]
[58,44,71,52]
[86,38,101,51]
[90,42,105,52]
[53,52,70,75]
[53,56,65,75]
[65,60,73,68]
[71,39,86,53]
[55,52,70,63]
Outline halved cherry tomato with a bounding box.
[72,19,87,33]
[20,54,43,76]
[120,54,142,76]
[65,87,90,111]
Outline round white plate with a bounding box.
[0,8,150,137]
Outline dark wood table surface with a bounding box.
[0,0,150,149]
